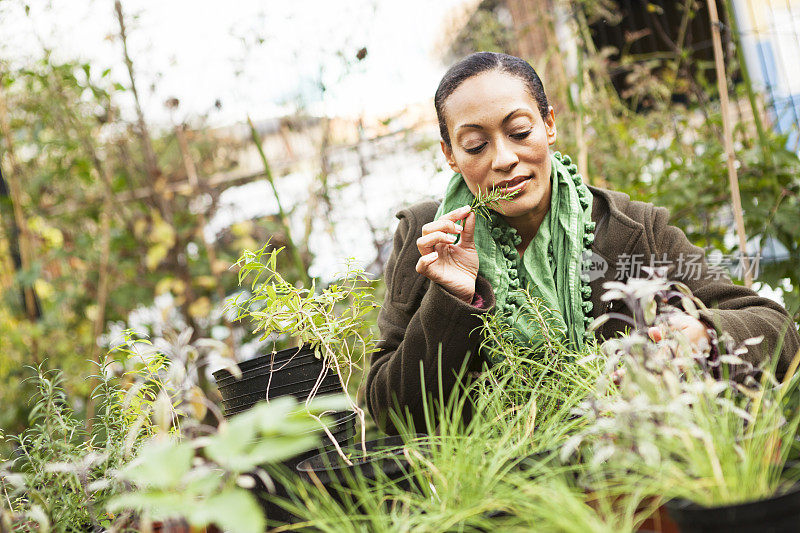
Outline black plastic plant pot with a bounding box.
[247,411,359,526]
[214,364,338,396]
[295,434,428,494]
[221,380,342,414]
[665,483,800,533]
[213,345,344,418]
[213,349,327,388]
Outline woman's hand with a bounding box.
[648,314,712,353]
[416,205,479,303]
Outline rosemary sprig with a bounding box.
[470,185,520,219]
[453,185,520,244]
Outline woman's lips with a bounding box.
[493,175,531,193]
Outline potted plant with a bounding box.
[562,271,800,533]
[222,243,381,458]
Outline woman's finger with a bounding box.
[439,204,471,223]
[417,231,457,256]
[647,326,663,342]
[421,213,467,237]
[415,250,439,275]
[458,211,477,247]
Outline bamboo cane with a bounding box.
[114,0,160,182]
[708,0,753,287]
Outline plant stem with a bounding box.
[0,83,40,331]
[246,116,310,287]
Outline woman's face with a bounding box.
[440,69,557,221]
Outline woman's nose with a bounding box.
[491,140,519,172]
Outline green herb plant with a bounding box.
[0,328,263,532]
[275,325,649,533]
[228,243,380,462]
[108,394,348,533]
[470,185,521,219]
[0,353,162,532]
[564,272,800,507]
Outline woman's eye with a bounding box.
[464,143,486,154]
[510,130,532,140]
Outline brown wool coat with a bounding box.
[366,186,800,434]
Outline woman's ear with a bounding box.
[440,140,461,173]
[545,106,557,145]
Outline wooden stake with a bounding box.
[708,0,753,287]
[85,193,112,433]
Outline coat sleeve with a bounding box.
[365,207,495,435]
[648,205,800,376]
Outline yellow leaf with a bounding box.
[188,297,211,318]
[195,275,217,289]
[212,260,229,274]
[231,221,254,237]
[188,386,208,420]
[149,211,176,247]
[155,277,174,295]
[172,279,186,295]
[33,279,54,300]
[146,243,168,270]
[133,217,148,238]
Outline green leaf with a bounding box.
[210,435,320,472]
[188,489,265,533]
[108,490,192,519]
[117,437,193,489]
[306,394,350,413]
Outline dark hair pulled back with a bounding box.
[434,52,549,147]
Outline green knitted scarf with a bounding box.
[434,152,596,361]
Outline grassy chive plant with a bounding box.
[274,357,650,532]
[273,289,656,532]
[228,243,380,460]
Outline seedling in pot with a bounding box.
[227,243,379,463]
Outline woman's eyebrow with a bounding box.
[456,108,528,132]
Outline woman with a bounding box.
[366,52,799,434]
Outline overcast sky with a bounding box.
[0,0,471,126]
